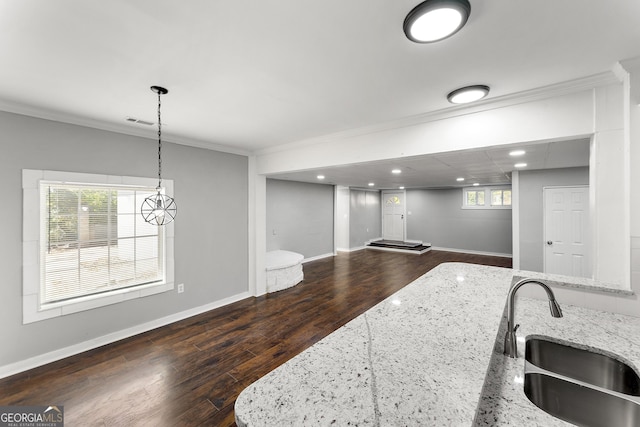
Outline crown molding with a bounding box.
[0,71,619,158]
[256,72,619,156]
[0,99,251,157]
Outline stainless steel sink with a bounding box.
[526,336,640,395]
[525,373,640,427]
[524,336,640,427]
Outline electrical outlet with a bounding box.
[177,283,184,293]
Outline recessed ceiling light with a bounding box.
[403,0,471,43]
[509,149,526,156]
[514,163,527,168]
[447,85,490,104]
[473,182,480,186]
[392,169,402,174]
[456,177,465,182]
[317,175,325,180]
[399,186,405,190]
[368,182,375,186]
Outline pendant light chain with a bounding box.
[157,90,162,189]
[141,85,177,226]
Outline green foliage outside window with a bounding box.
[47,187,117,249]
[466,190,485,206]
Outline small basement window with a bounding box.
[462,185,511,210]
[465,189,485,207]
[490,189,512,207]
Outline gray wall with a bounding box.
[266,179,334,258]
[0,111,248,367]
[349,189,381,248]
[518,167,589,272]
[406,188,512,255]
[335,186,350,250]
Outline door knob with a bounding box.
[546,241,553,246]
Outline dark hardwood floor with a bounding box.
[0,250,511,426]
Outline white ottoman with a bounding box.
[265,250,304,293]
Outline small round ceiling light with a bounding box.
[447,85,490,104]
[404,0,471,43]
[514,163,528,168]
[368,182,375,187]
[392,169,402,174]
[317,175,325,180]
[473,182,480,186]
[456,177,465,182]
[509,149,526,157]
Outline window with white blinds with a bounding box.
[41,182,164,305]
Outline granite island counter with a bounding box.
[235,263,640,426]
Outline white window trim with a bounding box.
[22,169,175,324]
[461,185,512,210]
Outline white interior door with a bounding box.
[382,191,405,241]
[544,186,591,278]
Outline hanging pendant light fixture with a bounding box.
[141,86,177,225]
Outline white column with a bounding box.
[248,156,267,296]
[511,170,520,270]
[590,82,628,287]
[620,57,640,296]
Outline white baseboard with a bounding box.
[431,246,513,258]
[337,246,366,253]
[302,252,335,263]
[0,291,252,380]
[340,237,385,252]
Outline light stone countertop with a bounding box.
[235,263,640,426]
[511,268,634,294]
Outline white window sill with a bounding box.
[24,282,175,323]
[44,281,173,311]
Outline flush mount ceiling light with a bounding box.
[456,177,465,182]
[141,86,177,226]
[514,163,528,168]
[509,149,526,156]
[317,175,325,180]
[392,169,402,174]
[403,0,471,43]
[447,85,490,104]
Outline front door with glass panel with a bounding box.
[382,191,405,241]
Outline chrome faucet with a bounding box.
[503,278,563,358]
